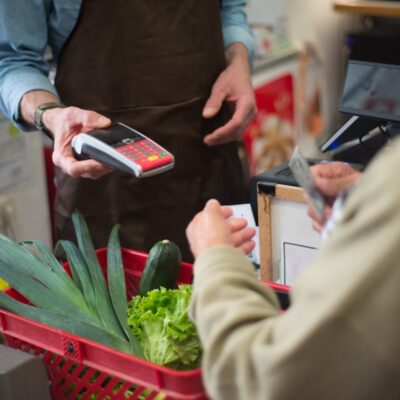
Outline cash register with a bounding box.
[251,59,400,220]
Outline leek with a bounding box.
[107,225,143,356]
[0,291,130,353]
[55,240,98,317]
[72,212,126,338]
[0,235,96,322]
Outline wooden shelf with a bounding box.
[333,1,400,17]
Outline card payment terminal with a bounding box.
[72,122,175,178]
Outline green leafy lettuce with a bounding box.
[127,285,201,370]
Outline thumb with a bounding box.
[204,198,222,213]
[97,115,112,127]
[203,90,224,119]
[94,114,111,127]
[84,111,111,129]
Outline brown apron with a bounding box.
[54,0,248,261]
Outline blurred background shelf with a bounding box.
[333,1,400,17]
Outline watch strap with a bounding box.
[34,102,66,131]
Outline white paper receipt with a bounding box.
[227,203,260,266]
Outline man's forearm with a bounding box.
[19,90,60,126]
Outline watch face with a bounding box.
[34,108,45,129]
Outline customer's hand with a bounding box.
[43,106,112,179]
[186,199,256,258]
[307,162,362,231]
[202,43,256,146]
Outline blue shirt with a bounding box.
[0,0,255,129]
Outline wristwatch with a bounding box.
[34,102,66,131]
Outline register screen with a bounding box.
[340,60,400,123]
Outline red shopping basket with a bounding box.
[0,248,290,400]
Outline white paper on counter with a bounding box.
[227,203,260,266]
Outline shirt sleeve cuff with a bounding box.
[1,69,58,131]
[222,26,256,64]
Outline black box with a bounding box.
[250,159,322,224]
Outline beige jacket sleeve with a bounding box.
[190,139,400,400]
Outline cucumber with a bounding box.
[139,240,182,296]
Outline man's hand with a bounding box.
[307,162,362,231]
[20,90,112,179]
[202,43,256,146]
[43,106,112,179]
[186,199,256,258]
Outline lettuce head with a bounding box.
[127,285,201,370]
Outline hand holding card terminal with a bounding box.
[71,122,174,178]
